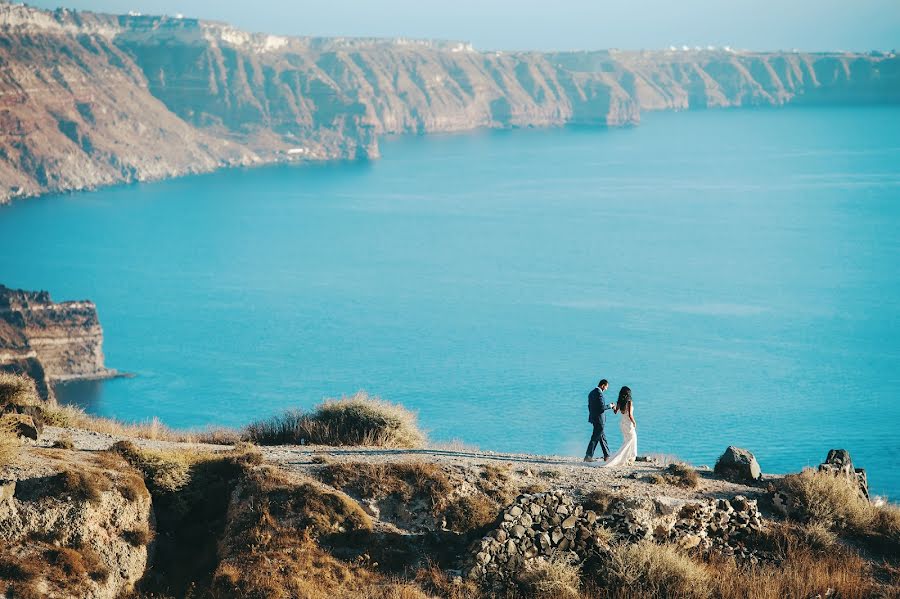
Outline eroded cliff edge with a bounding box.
[1,3,898,203]
[0,284,114,400]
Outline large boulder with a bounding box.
[714,446,762,482]
[818,449,868,500]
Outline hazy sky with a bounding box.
[29,0,900,52]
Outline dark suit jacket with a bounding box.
[588,387,607,424]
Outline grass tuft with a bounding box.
[775,469,900,555]
[516,554,581,598]
[649,462,700,488]
[245,392,425,448]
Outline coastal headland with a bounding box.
[1,3,898,204]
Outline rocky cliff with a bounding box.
[0,285,114,400]
[1,3,898,203]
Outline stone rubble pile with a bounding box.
[468,490,770,581]
[660,495,767,563]
[467,490,610,580]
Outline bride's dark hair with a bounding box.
[616,386,632,413]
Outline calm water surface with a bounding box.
[2,107,899,496]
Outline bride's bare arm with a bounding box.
[628,403,636,427]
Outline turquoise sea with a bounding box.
[2,107,899,497]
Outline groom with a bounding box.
[584,379,615,462]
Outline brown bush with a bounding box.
[51,433,75,450]
[245,392,425,448]
[0,372,39,407]
[0,418,19,467]
[605,542,711,598]
[121,527,154,547]
[320,462,453,510]
[45,547,109,582]
[54,469,110,504]
[776,469,900,555]
[443,494,497,533]
[516,554,581,598]
[650,463,700,489]
[581,489,622,514]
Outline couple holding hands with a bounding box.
[584,379,637,468]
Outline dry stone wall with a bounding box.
[468,489,769,582]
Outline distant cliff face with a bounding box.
[0,4,898,203]
[0,285,113,400]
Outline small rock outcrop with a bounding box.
[714,446,762,482]
[0,285,115,401]
[0,448,153,598]
[818,449,869,500]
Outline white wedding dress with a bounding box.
[598,413,637,468]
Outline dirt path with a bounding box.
[40,426,769,504]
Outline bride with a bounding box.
[598,386,637,468]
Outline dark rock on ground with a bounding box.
[714,446,762,483]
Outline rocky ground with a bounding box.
[1,422,895,598]
[39,425,768,506]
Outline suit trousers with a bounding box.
[585,419,609,459]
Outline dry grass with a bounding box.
[320,462,453,509]
[51,432,74,449]
[210,468,394,599]
[649,463,700,489]
[605,542,712,598]
[121,527,154,547]
[707,545,882,599]
[0,541,111,599]
[516,554,581,599]
[54,468,111,505]
[776,469,900,556]
[443,494,497,533]
[581,489,622,514]
[37,401,241,446]
[0,418,19,467]
[0,372,39,406]
[245,392,425,448]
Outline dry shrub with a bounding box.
[582,489,622,514]
[414,563,481,599]
[45,547,109,582]
[522,482,549,494]
[444,494,497,533]
[51,432,74,450]
[121,527,154,547]
[0,418,19,467]
[211,468,387,599]
[54,469,110,504]
[516,554,581,599]
[651,463,700,489]
[245,392,425,448]
[117,473,150,502]
[708,545,880,599]
[0,372,39,406]
[195,427,242,445]
[477,463,516,504]
[320,462,452,509]
[776,469,900,555]
[38,402,240,444]
[606,542,711,598]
